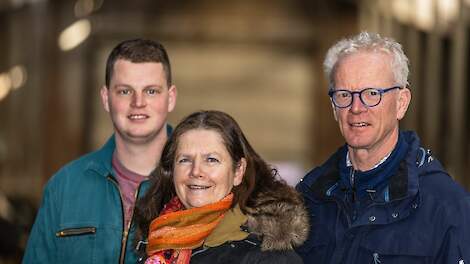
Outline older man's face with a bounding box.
[332,51,410,154]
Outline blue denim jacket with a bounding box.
[296,131,470,264]
[23,136,150,264]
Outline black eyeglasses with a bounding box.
[328,86,402,108]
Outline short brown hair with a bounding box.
[105,39,172,87]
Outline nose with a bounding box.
[190,159,203,178]
[350,93,367,113]
[131,92,146,108]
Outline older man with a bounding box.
[296,32,470,263]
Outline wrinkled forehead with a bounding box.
[176,128,227,151]
[334,51,395,88]
[337,49,393,68]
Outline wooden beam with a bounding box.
[447,0,468,187]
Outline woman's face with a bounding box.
[173,129,246,209]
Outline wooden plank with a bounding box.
[423,0,442,154]
[447,0,468,187]
[402,27,421,131]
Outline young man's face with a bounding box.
[101,59,177,144]
[332,51,410,154]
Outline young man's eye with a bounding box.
[118,89,131,95]
[146,88,161,95]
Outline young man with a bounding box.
[296,32,470,263]
[23,39,177,263]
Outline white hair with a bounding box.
[324,31,409,89]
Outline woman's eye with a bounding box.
[177,158,190,163]
[207,157,220,163]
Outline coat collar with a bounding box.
[85,135,115,177]
[84,124,173,178]
[244,183,310,251]
[203,205,249,248]
[306,131,428,203]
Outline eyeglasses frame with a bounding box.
[328,86,403,108]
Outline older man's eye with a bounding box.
[365,89,379,96]
[338,91,351,98]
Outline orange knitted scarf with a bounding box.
[145,193,233,264]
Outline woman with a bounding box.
[135,110,309,264]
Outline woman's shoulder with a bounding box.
[244,182,310,251]
[243,248,303,264]
[191,235,303,264]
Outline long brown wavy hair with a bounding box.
[134,110,285,246]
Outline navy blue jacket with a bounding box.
[296,131,470,263]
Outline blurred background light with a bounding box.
[392,0,413,26]
[58,19,91,51]
[9,65,27,90]
[0,73,12,101]
[415,0,434,30]
[74,0,103,17]
[437,0,459,26]
[392,0,460,31]
[0,65,27,102]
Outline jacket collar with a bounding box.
[245,183,310,251]
[300,131,448,227]
[84,124,174,178]
[203,205,249,248]
[307,131,426,203]
[85,135,115,177]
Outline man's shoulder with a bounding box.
[46,143,113,190]
[403,131,469,201]
[418,165,470,203]
[296,149,343,193]
[299,165,329,188]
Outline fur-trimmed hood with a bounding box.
[244,182,310,251]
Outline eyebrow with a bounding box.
[175,152,222,158]
[113,84,164,90]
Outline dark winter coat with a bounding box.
[296,131,470,264]
[190,234,302,264]
[139,180,309,264]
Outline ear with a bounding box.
[100,85,110,113]
[233,158,246,187]
[396,87,411,120]
[167,85,177,113]
[331,101,338,121]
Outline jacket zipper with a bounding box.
[350,168,356,203]
[56,227,96,237]
[124,180,146,261]
[108,175,147,264]
[107,175,127,264]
